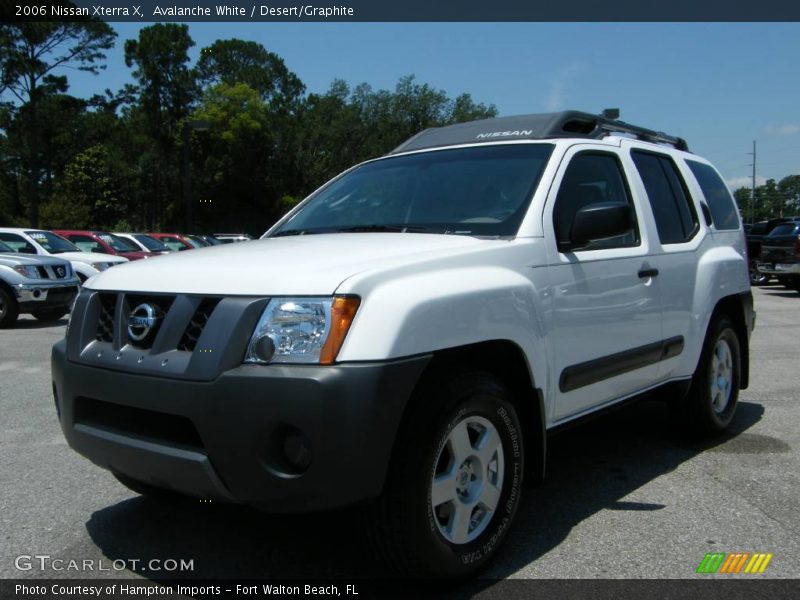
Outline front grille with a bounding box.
[125,294,175,349]
[74,397,204,451]
[177,298,220,352]
[36,266,49,279]
[96,293,116,342]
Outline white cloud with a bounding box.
[726,176,767,191]
[545,62,585,112]
[765,124,800,136]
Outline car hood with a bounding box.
[86,233,491,295]
[0,253,70,268]
[51,251,128,265]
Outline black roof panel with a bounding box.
[389,110,688,155]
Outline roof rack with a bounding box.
[389,109,689,155]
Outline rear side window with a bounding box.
[768,224,800,237]
[686,160,740,230]
[632,151,698,244]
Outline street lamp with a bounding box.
[182,119,210,232]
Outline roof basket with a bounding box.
[389,109,689,155]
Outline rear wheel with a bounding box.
[366,371,524,578]
[679,316,741,436]
[0,288,19,328]
[31,307,68,322]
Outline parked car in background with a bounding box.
[745,217,799,285]
[147,233,196,251]
[195,235,223,246]
[0,228,128,283]
[114,233,172,255]
[757,219,800,292]
[0,239,80,327]
[214,233,253,244]
[53,230,158,261]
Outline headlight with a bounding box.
[244,296,360,365]
[13,265,41,279]
[90,262,109,271]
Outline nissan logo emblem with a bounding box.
[127,303,160,342]
[55,266,65,277]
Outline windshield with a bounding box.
[272,144,554,237]
[185,236,206,248]
[98,233,137,252]
[132,234,169,252]
[25,230,79,254]
[0,240,13,253]
[159,236,191,251]
[768,224,799,236]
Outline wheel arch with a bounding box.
[407,339,547,485]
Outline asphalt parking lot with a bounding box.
[1,285,797,581]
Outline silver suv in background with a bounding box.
[0,240,80,327]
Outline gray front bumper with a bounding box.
[52,340,430,513]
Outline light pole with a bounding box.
[182,119,210,232]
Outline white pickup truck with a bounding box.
[52,110,753,577]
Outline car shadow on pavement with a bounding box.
[85,399,764,581]
[11,317,68,330]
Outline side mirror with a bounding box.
[563,202,632,251]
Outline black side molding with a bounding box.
[559,336,684,393]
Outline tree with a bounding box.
[40,144,124,229]
[124,24,198,228]
[195,39,305,109]
[0,19,116,226]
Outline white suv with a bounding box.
[0,228,128,282]
[52,110,753,578]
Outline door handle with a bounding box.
[638,268,659,278]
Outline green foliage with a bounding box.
[0,24,512,235]
[40,145,124,229]
[0,20,116,226]
[734,175,800,222]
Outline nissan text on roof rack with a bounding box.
[51,110,753,578]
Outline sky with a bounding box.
[58,22,800,189]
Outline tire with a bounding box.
[680,316,741,436]
[0,287,20,328]
[365,370,524,578]
[749,263,769,286]
[31,307,69,322]
[113,472,187,502]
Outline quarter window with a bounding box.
[686,160,740,231]
[553,152,638,250]
[632,151,698,244]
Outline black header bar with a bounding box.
[4,0,800,22]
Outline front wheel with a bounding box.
[749,263,769,286]
[366,371,524,578]
[680,316,741,436]
[0,288,19,328]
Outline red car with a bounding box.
[147,233,200,251]
[53,230,158,261]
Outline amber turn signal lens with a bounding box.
[319,296,360,365]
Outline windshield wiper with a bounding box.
[272,229,317,237]
[335,225,433,233]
